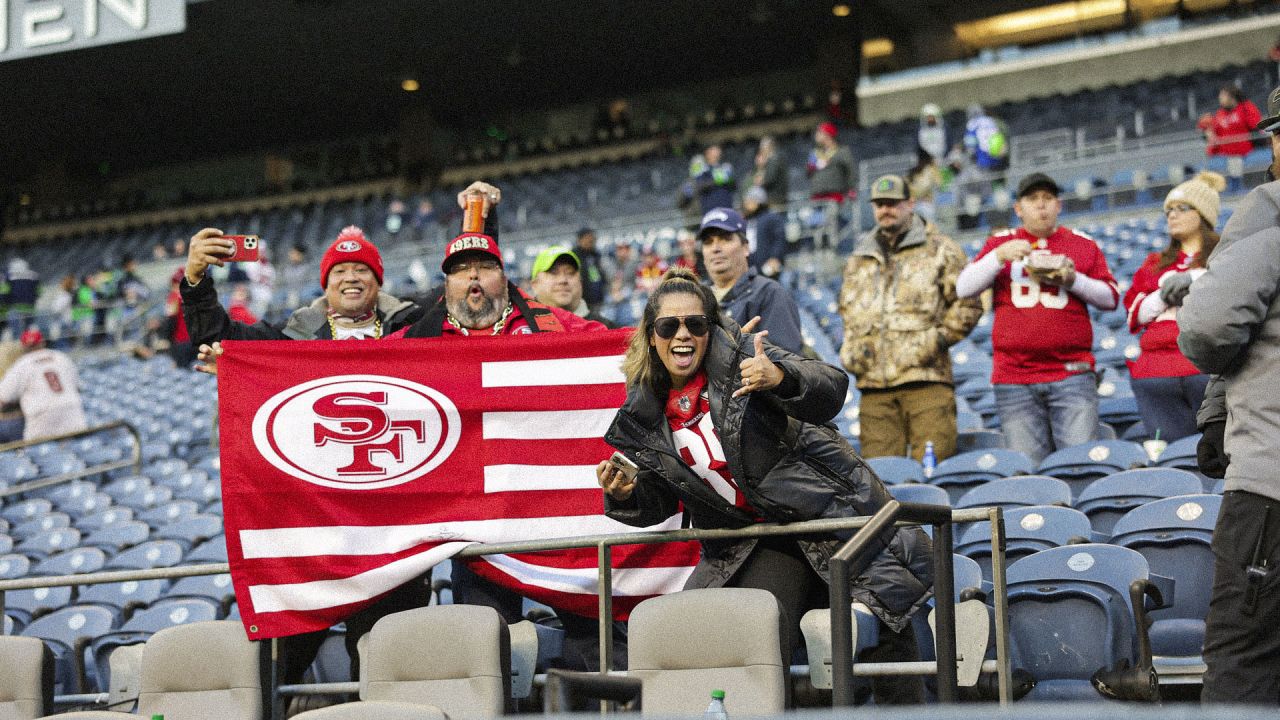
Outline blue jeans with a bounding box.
[994,372,1099,464]
[1131,374,1210,441]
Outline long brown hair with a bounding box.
[1158,218,1219,270]
[621,267,722,394]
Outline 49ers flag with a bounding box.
[218,330,698,640]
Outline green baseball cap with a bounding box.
[530,245,580,281]
[870,174,910,202]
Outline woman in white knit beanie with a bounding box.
[1121,171,1226,440]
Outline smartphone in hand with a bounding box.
[223,235,261,262]
[608,451,640,482]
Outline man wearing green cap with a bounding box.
[529,246,617,328]
[840,174,981,463]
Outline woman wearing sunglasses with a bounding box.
[596,268,933,704]
[1122,171,1224,441]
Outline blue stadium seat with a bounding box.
[10,512,71,540]
[138,500,201,527]
[150,513,220,550]
[166,573,236,615]
[1109,494,1219,682]
[101,475,153,503]
[5,585,73,626]
[887,483,950,507]
[106,540,184,571]
[114,485,174,511]
[931,448,1035,503]
[956,505,1094,582]
[1073,468,1205,537]
[74,506,135,533]
[2,498,52,523]
[82,519,153,553]
[865,456,924,485]
[0,552,32,579]
[78,579,167,617]
[184,535,228,563]
[1005,544,1165,702]
[1154,433,1202,475]
[21,604,117,694]
[31,547,106,577]
[1037,440,1149,500]
[955,476,1072,511]
[14,527,82,560]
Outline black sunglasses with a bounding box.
[653,314,710,340]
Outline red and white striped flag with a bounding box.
[218,330,698,640]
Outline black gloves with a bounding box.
[1159,272,1194,307]
[1197,420,1229,479]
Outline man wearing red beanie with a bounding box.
[180,224,423,350]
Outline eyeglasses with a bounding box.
[653,314,710,339]
[1165,203,1195,216]
[447,258,501,275]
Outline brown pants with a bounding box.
[858,381,957,462]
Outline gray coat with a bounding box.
[603,322,934,632]
[1178,181,1280,502]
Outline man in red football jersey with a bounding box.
[956,173,1119,463]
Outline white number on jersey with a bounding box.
[672,414,737,503]
[1010,262,1069,310]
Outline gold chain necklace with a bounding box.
[448,302,513,336]
[328,315,382,339]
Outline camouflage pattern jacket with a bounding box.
[839,215,981,389]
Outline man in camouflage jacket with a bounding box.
[839,175,982,461]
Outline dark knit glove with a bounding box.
[1196,420,1229,479]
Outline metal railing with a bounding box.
[0,421,142,499]
[0,506,1013,716]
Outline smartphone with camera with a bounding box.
[223,234,261,262]
[608,451,640,482]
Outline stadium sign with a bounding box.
[1,0,185,62]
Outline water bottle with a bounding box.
[922,441,936,479]
[703,689,728,720]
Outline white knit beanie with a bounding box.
[1165,171,1227,227]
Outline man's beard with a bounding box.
[447,286,506,329]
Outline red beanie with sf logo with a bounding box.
[320,226,384,289]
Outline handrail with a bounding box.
[0,507,1012,714]
[828,500,957,706]
[0,421,142,498]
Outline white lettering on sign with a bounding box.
[23,4,72,49]
[2,0,185,62]
[86,0,145,37]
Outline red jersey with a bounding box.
[1207,101,1262,157]
[976,226,1118,384]
[665,372,761,519]
[1122,251,1202,379]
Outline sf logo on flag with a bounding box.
[252,375,460,490]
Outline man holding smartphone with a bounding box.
[181,225,423,351]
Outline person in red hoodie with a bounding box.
[1201,85,1262,157]
[1123,172,1224,440]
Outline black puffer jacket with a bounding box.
[603,321,934,631]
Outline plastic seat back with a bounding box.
[630,588,785,715]
[1075,468,1204,537]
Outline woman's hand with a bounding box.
[733,331,784,398]
[596,460,636,501]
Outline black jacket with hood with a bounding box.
[603,320,934,631]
